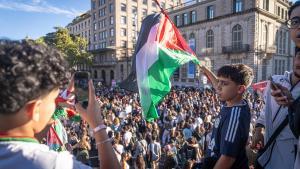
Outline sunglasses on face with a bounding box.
[286,16,300,29]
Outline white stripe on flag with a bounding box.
[225,107,236,141]
[136,23,160,116]
[230,109,241,142]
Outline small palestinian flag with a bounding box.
[47,120,67,152]
[121,13,200,121]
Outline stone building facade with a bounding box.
[90,0,181,86]
[168,0,294,86]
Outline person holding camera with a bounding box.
[0,40,120,169]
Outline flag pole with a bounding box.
[153,0,203,80]
[153,0,168,17]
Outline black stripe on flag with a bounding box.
[119,13,161,92]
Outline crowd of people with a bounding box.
[2,1,300,169]
[58,85,264,169]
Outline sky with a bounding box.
[0,0,90,40]
[0,0,299,40]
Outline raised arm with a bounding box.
[198,64,218,89]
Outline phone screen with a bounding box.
[74,71,90,105]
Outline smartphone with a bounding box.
[269,77,285,97]
[74,71,90,107]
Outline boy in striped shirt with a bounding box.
[200,64,254,169]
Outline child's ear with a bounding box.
[26,100,42,122]
[238,85,246,94]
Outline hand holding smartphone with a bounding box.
[269,77,284,97]
[74,71,90,108]
[269,76,294,106]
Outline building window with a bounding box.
[207,5,215,19]
[275,60,278,74]
[276,30,281,53]
[94,23,97,30]
[175,15,180,26]
[282,60,286,74]
[110,16,114,25]
[263,0,269,11]
[283,31,287,54]
[94,33,97,42]
[191,11,196,23]
[109,3,114,13]
[189,33,196,52]
[121,40,127,48]
[206,30,214,48]
[143,0,147,5]
[121,3,126,12]
[278,30,283,54]
[275,60,285,74]
[281,8,284,19]
[101,70,106,82]
[99,7,106,17]
[277,6,281,16]
[98,19,106,29]
[99,0,105,6]
[232,24,243,48]
[132,6,137,15]
[142,9,147,17]
[173,68,180,81]
[94,70,98,79]
[262,25,268,49]
[121,28,127,36]
[152,1,156,7]
[92,1,96,10]
[93,12,96,20]
[233,0,243,13]
[120,64,124,80]
[110,28,114,37]
[182,13,188,25]
[121,16,127,24]
[110,70,114,80]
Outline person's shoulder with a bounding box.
[222,102,250,119]
[34,145,92,169]
[0,142,91,169]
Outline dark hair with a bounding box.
[217,64,254,87]
[0,40,68,115]
[288,1,300,18]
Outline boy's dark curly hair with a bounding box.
[0,40,69,115]
[217,64,254,88]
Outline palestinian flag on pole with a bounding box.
[120,5,200,121]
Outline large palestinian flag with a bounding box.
[120,13,200,121]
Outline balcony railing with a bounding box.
[222,44,250,54]
[93,60,117,66]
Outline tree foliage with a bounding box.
[37,27,92,67]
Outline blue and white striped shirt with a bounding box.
[207,100,251,169]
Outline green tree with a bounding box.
[37,27,92,67]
